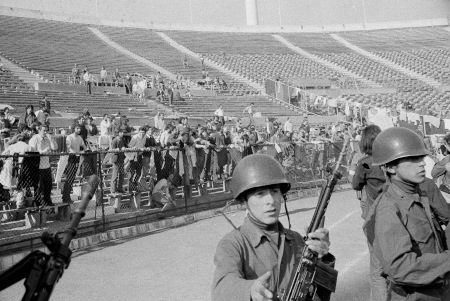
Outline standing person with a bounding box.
[182,54,188,68]
[100,66,108,86]
[128,126,147,192]
[132,80,139,98]
[283,117,293,139]
[125,73,133,95]
[351,125,388,301]
[83,69,93,95]
[365,127,450,300]
[212,154,334,301]
[4,107,16,126]
[28,124,58,206]
[141,126,158,180]
[0,112,12,139]
[432,133,450,202]
[71,116,88,142]
[266,117,274,138]
[214,105,225,125]
[352,125,385,219]
[243,102,254,123]
[110,129,125,194]
[41,94,51,113]
[62,125,86,203]
[167,84,174,106]
[112,68,121,87]
[18,105,37,132]
[200,55,204,67]
[85,116,98,137]
[72,63,80,84]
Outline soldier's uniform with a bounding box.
[364,127,450,301]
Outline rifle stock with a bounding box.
[279,138,349,301]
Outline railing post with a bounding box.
[182,148,190,214]
[97,150,105,232]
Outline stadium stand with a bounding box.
[97,26,256,93]
[0,15,159,84]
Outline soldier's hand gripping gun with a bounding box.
[278,138,349,301]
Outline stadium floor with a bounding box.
[0,190,370,301]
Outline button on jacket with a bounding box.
[212,217,334,301]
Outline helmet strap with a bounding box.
[283,194,291,230]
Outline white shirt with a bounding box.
[243,106,253,114]
[5,141,33,163]
[100,119,112,136]
[284,120,293,133]
[100,69,107,78]
[214,108,224,117]
[28,134,58,169]
[66,133,85,153]
[83,72,91,82]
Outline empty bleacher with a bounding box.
[0,15,159,84]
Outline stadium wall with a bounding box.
[0,0,449,32]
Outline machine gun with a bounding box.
[278,138,349,301]
[0,175,99,301]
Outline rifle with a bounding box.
[278,138,350,301]
[0,175,99,301]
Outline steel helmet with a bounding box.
[231,154,291,201]
[372,127,429,166]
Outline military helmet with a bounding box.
[231,154,291,201]
[372,127,429,166]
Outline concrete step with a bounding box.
[155,32,266,95]
[330,33,441,90]
[273,34,380,89]
[0,55,44,86]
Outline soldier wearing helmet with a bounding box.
[364,127,450,300]
[212,154,334,301]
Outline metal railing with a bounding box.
[0,141,351,256]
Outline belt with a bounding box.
[389,279,450,297]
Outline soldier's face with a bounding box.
[246,185,282,225]
[388,155,426,184]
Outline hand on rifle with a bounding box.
[251,271,275,301]
[306,228,330,259]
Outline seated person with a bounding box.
[150,175,177,210]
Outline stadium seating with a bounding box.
[0,15,158,84]
[97,26,255,93]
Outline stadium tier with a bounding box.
[2,13,450,118]
[97,26,256,93]
[0,15,158,84]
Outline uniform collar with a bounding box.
[388,181,421,210]
[242,217,293,248]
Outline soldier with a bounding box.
[364,127,450,300]
[212,154,334,301]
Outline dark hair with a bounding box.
[440,144,448,156]
[139,126,147,132]
[25,104,34,112]
[359,125,381,155]
[444,133,450,145]
[38,124,48,131]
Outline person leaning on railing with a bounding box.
[62,124,86,204]
[28,124,58,206]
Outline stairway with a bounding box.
[88,27,177,81]
[0,55,45,86]
[330,34,442,90]
[155,32,266,94]
[272,34,381,89]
